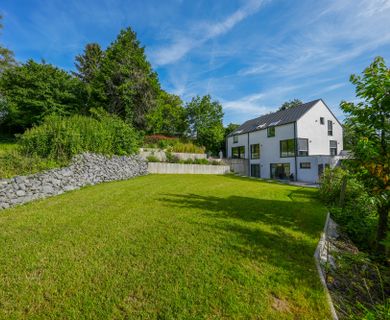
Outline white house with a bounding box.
[226,99,345,183]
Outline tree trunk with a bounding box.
[377,201,389,256]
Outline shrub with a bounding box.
[0,149,59,178]
[19,114,140,162]
[193,158,209,165]
[170,142,205,154]
[146,155,160,162]
[319,168,378,251]
[144,135,178,149]
[165,151,179,163]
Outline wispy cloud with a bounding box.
[150,0,265,65]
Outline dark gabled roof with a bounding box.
[228,99,321,136]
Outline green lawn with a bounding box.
[0,175,330,319]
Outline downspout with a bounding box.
[294,122,298,181]
[247,132,250,176]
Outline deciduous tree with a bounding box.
[340,56,390,256]
[186,95,224,153]
[0,60,83,131]
[146,91,187,136]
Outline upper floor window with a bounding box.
[297,138,309,156]
[250,144,260,159]
[280,139,295,157]
[327,120,333,136]
[320,117,324,125]
[232,146,245,159]
[330,140,337,156]
[233,135,238,143]
[267,126,275,137]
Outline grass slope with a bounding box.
[0,175,330,319]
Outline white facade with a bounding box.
[226,100,344,183]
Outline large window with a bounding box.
[297,138,309,156]
[328,120,333,136]
[251,164,260,178]
[232,146,245,159]
[270,163,290,179]
[267,126,275,137]
[250,144,260,159]
[330,140,337,156]
[280,139,296,157]
[233,135,238,143]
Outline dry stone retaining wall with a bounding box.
[0,153,147,210]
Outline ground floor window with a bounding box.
[300,162,311,169]
[251,164,260,178]
[270,163,291,179]
[250,144,260,159]
[232,146,245,159]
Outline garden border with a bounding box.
[314,212,339,320]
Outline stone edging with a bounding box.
[314,212,339,320]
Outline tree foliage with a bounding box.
[74,43,104,83]
[186,95,224,153]
[278,99,303,111]
[0,60,84,132]
[146,91,187,136]
[0,15,17,74]
[90,28,160,130]
[340,56,390,256]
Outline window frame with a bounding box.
[267,126,275,137]
[280,139,296,158]
[320,117,325,125]
[250,144,260,159]
[297,138,309,156]
[330,140,337,156]
[232,146,245,159]
[250,164,261,178]
[327,120,333,136]
[300,162,311,169]
[233,135,238,143]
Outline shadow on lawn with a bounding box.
[159,191,324,238]
[157,192,327,297]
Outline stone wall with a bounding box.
[0,153,147,210]
[148,162,230,174]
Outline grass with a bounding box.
[0,134,17,156]
[0,174,330,319]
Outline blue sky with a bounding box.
[2,0,390,125]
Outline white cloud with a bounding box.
[150,0,265,65]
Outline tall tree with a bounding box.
[91,28,160,130]
[146,91,187,136]
[340,56,390,256]
[0,60,84,131]
[278,98,303,111]
[74,43,104,83]
[0,15,17,74]
[186,95,224,153]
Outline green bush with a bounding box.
[193,158,209,165]
[164,151,179,163]
[146,155,160,162]
[0,150,59,178]
[170,142,205,154]
[19,113,141,162]
[319,168,378,251]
